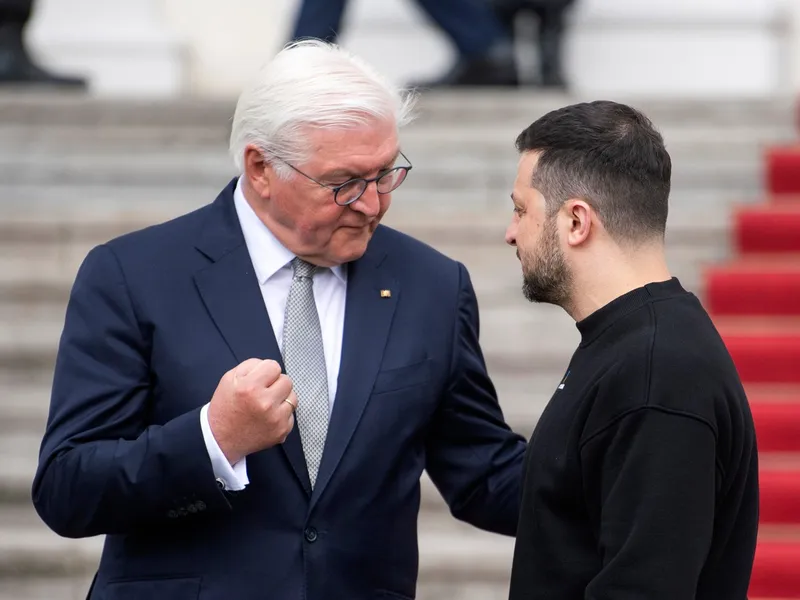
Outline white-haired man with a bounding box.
[32,40,527,600]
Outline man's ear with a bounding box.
[243,145,270,198]
[564,199,593,247]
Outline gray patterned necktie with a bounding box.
[282,257,330,488]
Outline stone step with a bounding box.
[0,210,728,385]
[0,267,724,385]
[0,491,513,587]
[411,92,797,129]
[0,242,727,330]
[0,202,731,254]
[0,192,735,234]
[0,383,545,442]
[0,577,97,600]
[0,393,541,508]
[0,91,792,129]
[0,302,573,369]
[6,489,797,600]
[0,356,554,391]
[0,572,509,600]
[0,152,767,196]
[0,199,757,243]
[0,385,50,434]
[0,375,547,427]
[0,121,789,155]
[0,229,720,302]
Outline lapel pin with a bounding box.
[380,289,392,298]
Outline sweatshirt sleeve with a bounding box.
[579,406,718,600]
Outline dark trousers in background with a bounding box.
[0,0,32,19]
[494,0,572,85]
[292,0,508,60]
[0,0,33,39]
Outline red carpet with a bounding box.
[708,148,800,598]
[707,263,800,315]
[749,387,800,452]
[735,204,800,253]
[766,146,800,195]
[751,530,800,599]
[759,458,800,523]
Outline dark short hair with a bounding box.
[515,100,671,244]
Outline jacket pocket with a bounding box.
[103,576,201,600]
[371,359,432,395]
[375,590,414,600]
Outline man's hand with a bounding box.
[207,359,297,465]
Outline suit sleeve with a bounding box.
[580,407,717,599]
[424,262,527,536]
[31,244,231,538]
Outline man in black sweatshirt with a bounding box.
[504,100,759,600]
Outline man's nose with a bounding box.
[505,224,517,246]
[349,182,380,217]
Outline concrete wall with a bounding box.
[24,0,797,99]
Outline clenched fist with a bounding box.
[207,358,297,465]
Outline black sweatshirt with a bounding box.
[508,278,759,600]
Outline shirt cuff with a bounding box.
[200,403,249,491]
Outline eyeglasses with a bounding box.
[270,151,413,206]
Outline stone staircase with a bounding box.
[0,90,795,599]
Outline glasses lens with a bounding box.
[335,179,368,205]
[376,168,408,194]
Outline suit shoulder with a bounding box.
[102,202,214,257]
[375,224,461,270]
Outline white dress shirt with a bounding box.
[199,177,347,490]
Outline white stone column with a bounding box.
[161,0,296,98]
[25,0,186,98]
[780,0,800,96]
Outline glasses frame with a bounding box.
[271,151,413,206]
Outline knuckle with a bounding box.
[236,384,256,400]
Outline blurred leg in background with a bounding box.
[0,0,86,88]
[289,0,518,88]
[291,0,349,44]
[409,0,517,88]
[493,0,574,89]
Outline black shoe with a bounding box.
[408,54,518,89]
[0,56,87,88]
[536,19,567,91]
[0,22,86,88]
[489,0,572,90]
[537,71,567,90]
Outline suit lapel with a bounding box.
[193,181,312,495]
[310,239,398,508]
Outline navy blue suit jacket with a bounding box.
[32,180,526,600]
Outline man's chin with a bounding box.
[335,234,373,264]
[522,284,547,304]
[522,277,565,307]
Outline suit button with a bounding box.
[304,527,318,543]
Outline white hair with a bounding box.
[229,39,418,177]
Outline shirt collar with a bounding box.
[233,177,346,285]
